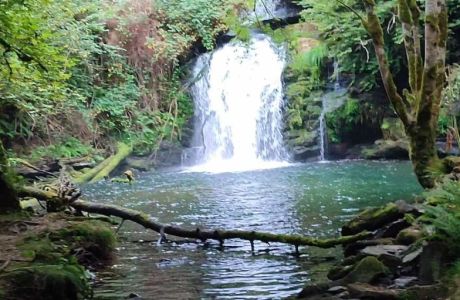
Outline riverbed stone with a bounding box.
[338,256,389,285]
[327,265,354,281]
[392,276,418,288]
[396,227,423,245]
[378,219,411,238]
[347,283,398,299]
[342,201,413,236]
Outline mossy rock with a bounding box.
[1,264,91,300]
[19,220,116,265]
[53,220,116,262]
[396,227,423,245]
[361,139,409,160]
[342,202,412,236]
[339,256,390,284]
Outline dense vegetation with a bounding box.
[0,0,249,161]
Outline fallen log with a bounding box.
[89,142,132,183]
[74,142,132,184]
[71,200,373,249]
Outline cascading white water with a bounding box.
[319,61,347,161]
[254,0,283,20]
[185,34,289,173]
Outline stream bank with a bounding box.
[0,211,116,300]
[296,182,460,299]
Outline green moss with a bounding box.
[340,256,389,284]
[342,202,402,235]
[54,221,116,261]
[19,236,62,262]
[0,263,91,300]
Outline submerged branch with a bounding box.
[70,200,372,249]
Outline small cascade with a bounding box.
[184,34,289,172]
[319,61,346,161]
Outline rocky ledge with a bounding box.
[297,199,457,300]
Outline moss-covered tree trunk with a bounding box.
[360,0,447,188]
[0,142,20,212]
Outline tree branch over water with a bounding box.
[70,200,372,249]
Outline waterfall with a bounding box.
[185,34,289,173]
[254,0,283,20]
[319,61,346,161]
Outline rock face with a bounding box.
[361,139,409,160]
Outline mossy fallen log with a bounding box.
[74,142,132,184]
[71,200,372,249]
[18,188,373,249]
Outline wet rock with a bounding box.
[127,293,142,299]
[378,219,411,238]
[392,276,418,288]
[360,245,408,257]
[361,139,409,160]
[401,246,423,265]
[292,145,320,161]
[344,238,395,257]
[125,157,153,171]
[338,256,389,285]
[347,283,398,299]
[342,201,414,236]
[396,227,423,245]
[327,265,354,281]
[297,282,331,298]
[360,245,408,271]
[327,286,347,294]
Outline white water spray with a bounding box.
[185,34,289,173]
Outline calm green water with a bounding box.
[85,160,422,299]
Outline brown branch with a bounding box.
[398,0,420,94]
[419,0,447,126]
[17,186,373,249]
[361,0,413,130]
[336,0,366,24]
[70,200,372,249]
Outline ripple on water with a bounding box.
[85,160,422,299]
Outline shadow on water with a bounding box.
[85,160,422,299]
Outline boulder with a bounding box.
[378,219,411,238]
[343,238,395,257]
[338,256,389,285]
[392,276,418,288]
[361,139,409,160]
[342,201,415,236]
[396,227,423,245]
[292,145,320,161]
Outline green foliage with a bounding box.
[326,98,360,143]
[155,0,234,60]
[1,263,91,300]
[290,44,328,84]
[421,182,460,256]
[29,138,93,162]
[298,0,404,91]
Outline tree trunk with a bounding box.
[409,125,439,188]
[0,142,20,212]
[360,0,447,188]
